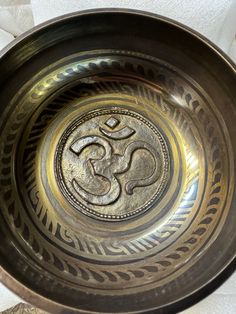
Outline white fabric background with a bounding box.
[0,0,236,312]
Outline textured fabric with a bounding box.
[2,303,48,313]
[0,0,33,50]
[0,284,21,312]
[0,27,14,49]
[217,0,236,57]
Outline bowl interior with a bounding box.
[0,10,236,314]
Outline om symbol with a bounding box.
[70,117,162,206]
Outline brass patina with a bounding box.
[0,9,236,314]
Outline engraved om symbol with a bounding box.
[70,134,162,206]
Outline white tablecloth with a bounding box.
[0,0,236,312]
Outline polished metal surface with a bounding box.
[55,106,169,220]
[0,9,236,314]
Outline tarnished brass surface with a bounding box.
[55,106,169,220]
[0,9,236,314]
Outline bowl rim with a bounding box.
[0,8,235,314]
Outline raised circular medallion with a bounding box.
[55,108,170,221]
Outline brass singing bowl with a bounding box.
[0,9,236,314]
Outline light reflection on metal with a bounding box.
[0,12,234,314]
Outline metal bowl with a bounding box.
[0,9,236,314]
